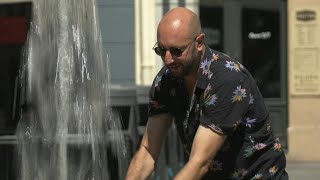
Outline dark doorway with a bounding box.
[242,9,281,98]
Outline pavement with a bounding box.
[286,161,320,179]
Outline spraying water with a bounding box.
[15,0,127,179]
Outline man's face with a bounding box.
[167,43,200,77]
[156,37,201,77]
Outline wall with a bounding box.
[97,0,135,86]
[288,0,320,161]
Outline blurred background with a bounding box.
[0,0,319,179]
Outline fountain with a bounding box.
[15,0,127,179]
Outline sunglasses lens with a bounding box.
[171,48,183,57]
[153,46,183,57]
[154,47,164,56]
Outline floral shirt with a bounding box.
[148,45,288,179]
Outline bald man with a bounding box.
[126,7,288,180]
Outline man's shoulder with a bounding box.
[202,48,245,76]
[204,46,235,61]
[203,47,241,72]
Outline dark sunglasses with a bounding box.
[152,36,198,57]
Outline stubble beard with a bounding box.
[182,48,201,77]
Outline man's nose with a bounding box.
[163,51,174,65]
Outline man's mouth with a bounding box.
[169,64,179,70]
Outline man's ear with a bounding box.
[196,33,205,48]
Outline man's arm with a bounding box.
[174,125,227,180]
[126,113,173,180]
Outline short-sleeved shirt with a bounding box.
[148,45,288,179]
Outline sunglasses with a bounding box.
[152,36,198,57]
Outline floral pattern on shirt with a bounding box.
[208,123,223,134]
[273,138,283,152]
[249,93,254,104]
[244,142,267,158]
[243,117,257,128]
[231,168,248,179]
[269,166,279,176]
[209,160,223,172]
[204,83,218,106]
[154,75,162,92]
[250,174,263,180]
[226,61,241,72]
[212,53,219,61]
[231,85,247,102]
[148,45,288,179]
[200,58,213,79]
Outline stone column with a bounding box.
[288,0,320,161]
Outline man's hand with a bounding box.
[126,113,173,180]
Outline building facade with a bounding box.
[0,2,320,179]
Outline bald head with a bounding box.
[157,7,202,43]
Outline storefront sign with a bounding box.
[296,10,316,21]
[248,31,271,40]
